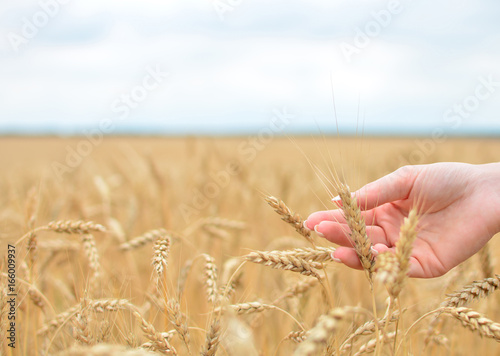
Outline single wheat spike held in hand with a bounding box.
[337,183,375,276]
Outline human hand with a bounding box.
[304,163,500,278]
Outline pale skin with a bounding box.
[304,162,500,278]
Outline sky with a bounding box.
[0,0,499,136]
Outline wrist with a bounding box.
[476,163,500,235]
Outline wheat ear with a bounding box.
[353,331,396,356]
[119,228,168,251]
[443,274,500,307]
[81,234,101,290]
[202,254,219,304]
[265,196,313,244]
[340,312,400,352]
[152,235,171,277]
[375,251,399,298]
[244,250,323,279]
[201,318,221,356]
[46,220,106,234]
[444,307,500,341]
[294,308,346,356]
[285,330,310,343]
[132,311,177,354]
[392,208,419,297]
[165,299,190,352]
[337,183,374,276]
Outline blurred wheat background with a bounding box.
[1,136,500,355]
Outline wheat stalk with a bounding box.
[177,259,194,298]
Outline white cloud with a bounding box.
[0,0,499,135]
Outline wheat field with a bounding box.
[1,136,500,356]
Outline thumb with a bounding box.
[353,166,419,210]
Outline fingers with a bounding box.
[305,209,377,229]
[314,221,388,247]
[332,247,363,270]
[354,165,418,210]
[332,244,429,278]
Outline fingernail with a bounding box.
[314,225,324,237]
[303,220,311,231]
[332,195,341,202]
[330,252,342,263]
[370,246,379,256]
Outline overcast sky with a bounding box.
[0,0,499,136]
